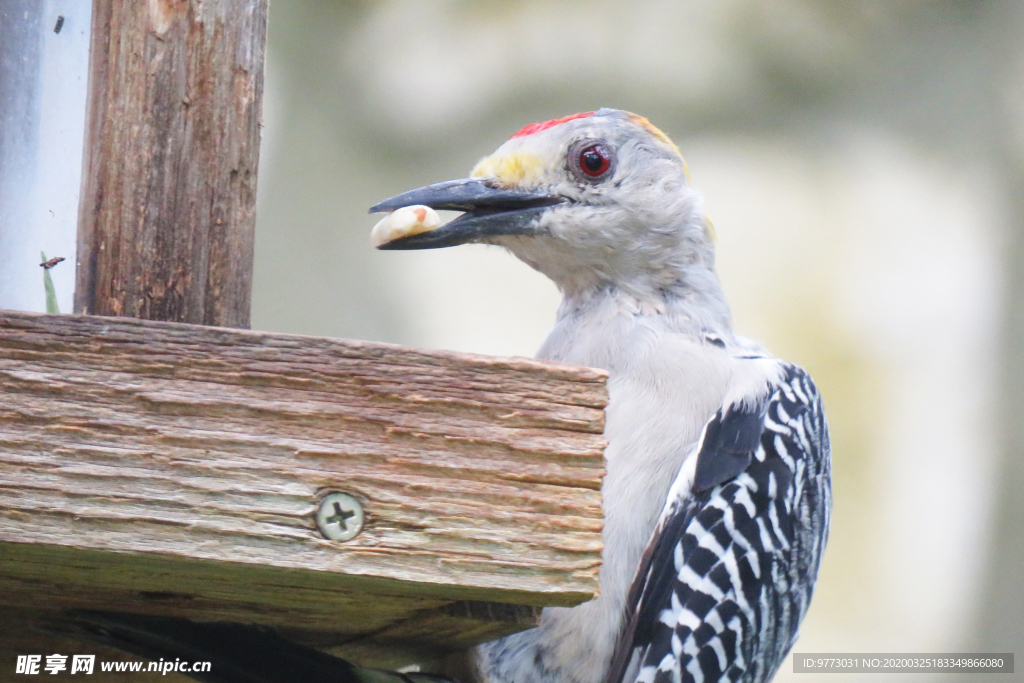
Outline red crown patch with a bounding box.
[510,112,596,139]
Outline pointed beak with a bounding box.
[368,178,563,250]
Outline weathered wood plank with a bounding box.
[0,310,606,658]
[0,545,539,671]
[75,0,267,327]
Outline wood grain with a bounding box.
[75,0,267,327]
[0,310,606,662]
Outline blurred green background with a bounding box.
[251,2,1024,681]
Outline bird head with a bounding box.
[370,108,715,301]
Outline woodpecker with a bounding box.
[371,108,831,683]
[68,109,830,683]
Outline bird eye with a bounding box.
[568,139,615,182]
[579,144,610,176]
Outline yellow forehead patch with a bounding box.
[470,152,546,186]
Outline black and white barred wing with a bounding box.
[609,363,831,683]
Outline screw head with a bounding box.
[315,492,364,542]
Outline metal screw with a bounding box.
[315,492,364,542]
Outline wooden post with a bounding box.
[75,0,267,328]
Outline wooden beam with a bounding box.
[75,0,267,327]
[0,310,606,663]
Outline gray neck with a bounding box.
[536,266,736,368]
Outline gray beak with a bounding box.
[369,178,562,250]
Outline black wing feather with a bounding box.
[693,403,768,493]
[608,363,831,683]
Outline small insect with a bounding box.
[40,256,65,270]
[54,15,64,33]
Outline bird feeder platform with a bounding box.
[0,310,607,672]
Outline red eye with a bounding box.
[579,143,611,177]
